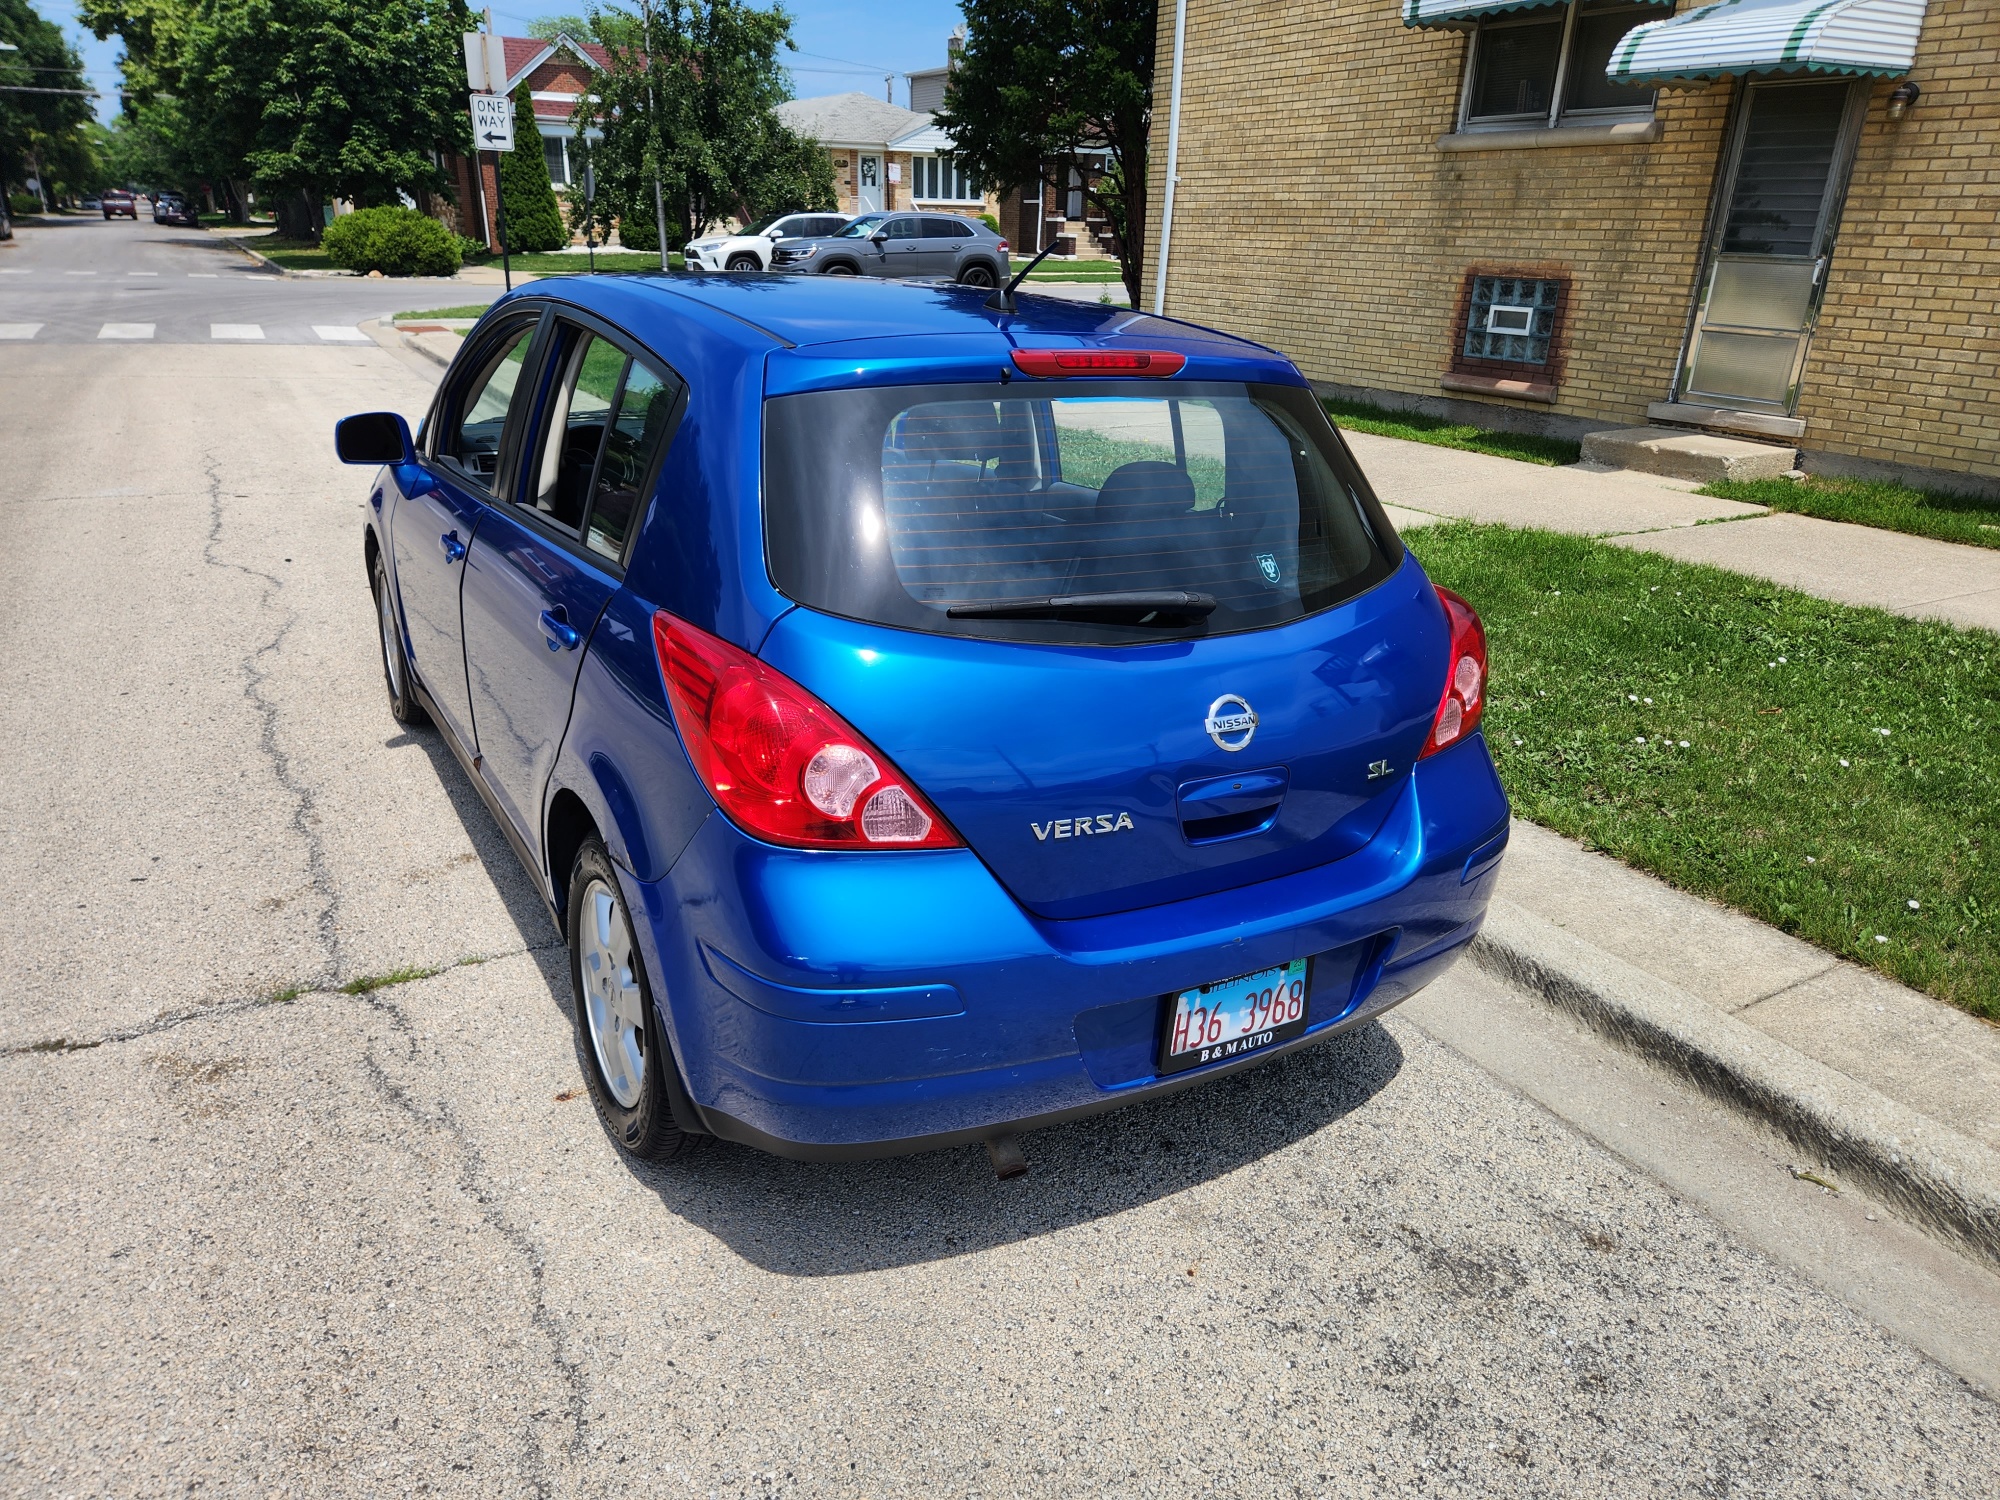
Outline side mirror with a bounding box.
[870,231,889,245]
[335,411,415,466]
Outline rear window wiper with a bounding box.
[945,590,1217,625]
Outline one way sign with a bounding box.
[470,93,514,153]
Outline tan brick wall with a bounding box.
[1145,0,2000,487]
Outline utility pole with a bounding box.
[640,0,670,272]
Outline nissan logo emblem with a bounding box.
[1204,694,1259,752]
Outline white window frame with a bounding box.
[912,154,983,205]
[1456,1,1658,134]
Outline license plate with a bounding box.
[1158,958,1310,1076]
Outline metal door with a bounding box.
[856,154,883,211]
[1677,79,1865,414]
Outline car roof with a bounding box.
[515,273,1288,371]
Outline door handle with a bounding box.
[439,530,466,563]
[539,608,580,652]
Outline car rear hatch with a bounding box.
[757,372,1442,921]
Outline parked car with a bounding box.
[683,212,852,272]
[153,192,201,228]
[102,190,137,220]
[82,196,102,210]
[771,212,1009,288]
[335,276,1506,1164]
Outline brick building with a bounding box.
[445,33,609,251]
[1145,0,1998,496]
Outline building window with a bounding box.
[913,155,981,202]
[542,134,571,187]
[1460,274,1563,367]
[1461,1,1657,130]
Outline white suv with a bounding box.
[683,212,853,272]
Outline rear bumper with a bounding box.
[626,733,1508,1157]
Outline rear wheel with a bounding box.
[958,261,997,289]
[568,839,691,1162]
[725,252,761,271]
[370,552,427,726]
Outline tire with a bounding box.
[822,262,859,276]
[958,261,997,289]
[370,552,428,727]
[568,839,692,1162]
[725,252,761,272]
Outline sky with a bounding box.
[37,0,970,124]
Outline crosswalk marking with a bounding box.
[211,323,264,340]
[0,324,43,340]
[188,273,218,279]
[66,270,97,276]
[313,325,371,343]
[130,270,159,277]
[98,323,155,340]
[0,268,29,275]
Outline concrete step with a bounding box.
[1581,425,1797,483]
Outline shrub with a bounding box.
[979,212,999,234]
[322,206,462,278]
[612,198,674,254]
[497,84,567,252]
[10,193,44,217]
[455,234,491,263]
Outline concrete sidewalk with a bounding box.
[1350,430,2000,634]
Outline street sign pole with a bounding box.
[468,90,516,292]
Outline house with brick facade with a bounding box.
[445,33,609,251]
[1145,0,1998,496]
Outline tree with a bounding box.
[498,82,567,251]
[83,0,473,240]
[577,0,833,256]
[1,0,97,208]
[935,0,1158,308]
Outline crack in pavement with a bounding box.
[199,452,345,990]
[0,944,564,1059]
[349,983,593,1498]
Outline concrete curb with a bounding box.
[1472,898,2000,1273]
[399,329,462,369]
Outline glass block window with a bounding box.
[1462,276,1561,365]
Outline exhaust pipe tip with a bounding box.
[984,1133,1028,1180]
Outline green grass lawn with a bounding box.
[241,235,330,270]
[1324,397,1582,467]
[394,305,492,320]
[1699,473,2000,551]
[1010,257,1125,282]
[1410,521,2000,1018]
[242,235,677,276]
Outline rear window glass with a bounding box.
[764,381,1399,645]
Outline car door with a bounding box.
[459,315,685,862]
[870,216,924,278]
[390,310,541,747]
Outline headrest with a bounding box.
[1095,460,1196,521]
[896,405,1002,463]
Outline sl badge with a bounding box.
[1257,552,1281,585]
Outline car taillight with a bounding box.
[1419,586,1487,759]
[651,610,962,850]
[1010,349,1187,378]
[996,239,1009,254]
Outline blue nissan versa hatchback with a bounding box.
[336,274,1507,1164]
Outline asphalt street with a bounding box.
[0,215,497,344]
[4,216,1999,1498]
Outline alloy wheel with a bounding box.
[579,877,647,1108]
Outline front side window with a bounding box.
[835,214,888,238]
[764,382,1397,646]
[885,217,920,241]
[1463,1,1658,129]
[436,317,539,490]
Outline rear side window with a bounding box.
[517,318,681,565]
[765,381,1398,645]
[923,217,973,238]
[436,317,538,489]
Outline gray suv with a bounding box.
[771,212,1009,287]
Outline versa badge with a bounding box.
[1032,812,1136,841]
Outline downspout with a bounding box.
[1151,0,1188,316]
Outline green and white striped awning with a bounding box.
[1608,0,1929,86]
[1402,0,1619,26]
